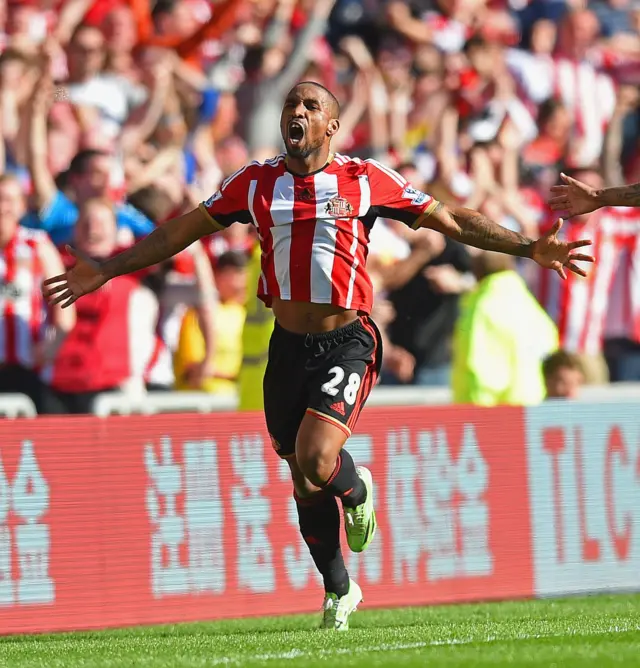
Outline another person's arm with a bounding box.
[26,69,57,212]
[386,1,433,45]
[191,240,219,384]
[37,235,76,365]
[273,0,336,94]
[550,173,640,215]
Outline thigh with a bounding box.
[263,328,308,459]
[307,317,382,437]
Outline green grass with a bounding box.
[1,594,639,667]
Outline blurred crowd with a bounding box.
[1,0,640,414]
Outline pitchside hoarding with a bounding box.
[0,405,636,634]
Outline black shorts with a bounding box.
[263,316,383,459]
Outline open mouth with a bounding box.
[288,120,305,145]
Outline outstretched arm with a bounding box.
[103,209,212,279]
[425,202,536,258]
[44,208,215,307]
[420,203,594,280]
[594,183,640,208]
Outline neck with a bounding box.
[285,147,332,175]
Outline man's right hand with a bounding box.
[43,246,110,308]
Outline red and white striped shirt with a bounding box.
[199,153,439,314]
[507,53,616,167]
[0,228,48,369]
[601,207,640,343]
[531,210,619,355]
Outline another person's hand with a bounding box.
[530,218,594,280]
[424,264,468,294]
[385,345,415,384]
[549,173,601,217]
[614,84,640,115]
[183,358,216,389]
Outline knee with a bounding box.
[296,444,336,488]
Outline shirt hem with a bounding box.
[257,293,371,315]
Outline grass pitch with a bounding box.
[1,594,638,667]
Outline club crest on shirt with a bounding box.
[325,195,354,218]
[402,185,429,206]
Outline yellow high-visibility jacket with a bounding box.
[452,270,558,406]
[238,244,274,411]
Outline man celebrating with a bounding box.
[44,82,594,630]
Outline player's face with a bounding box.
[280,86,338,159]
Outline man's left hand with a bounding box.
[531,218,595,280]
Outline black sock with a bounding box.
[322,448,366,508]
[295,491,350,597]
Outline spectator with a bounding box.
[1,0,639,412]
[238,240,275,411]
[543,350,585,399]
[20,55,154,247]
[533,168,614,384]
[375,166,475,386]
[451,250,558,406]
[44,198,158,413]
[63,24,149,141]
[0,173,74,412]
[174,250,247,395]
[235,0,336,157]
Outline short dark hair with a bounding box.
[128,186,174,224]
[537,98,565,127]
[543,350,584,379]
[152,0,177,20]
[295,81,341,118]
[216,250,247,272]
[68,149,109,176]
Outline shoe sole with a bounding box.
[346,467,377,553]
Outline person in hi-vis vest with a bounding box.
[238,242,274,410]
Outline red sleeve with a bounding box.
[365,159,440,229]
[198,165,255,231]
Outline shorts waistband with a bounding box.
[274,316,366,346]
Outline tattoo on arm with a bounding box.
[432,205,535,258]
[601,182,640,207]
[103,226,173,279]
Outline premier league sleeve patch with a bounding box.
[204,190,223,208]
[402,186,430,206]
